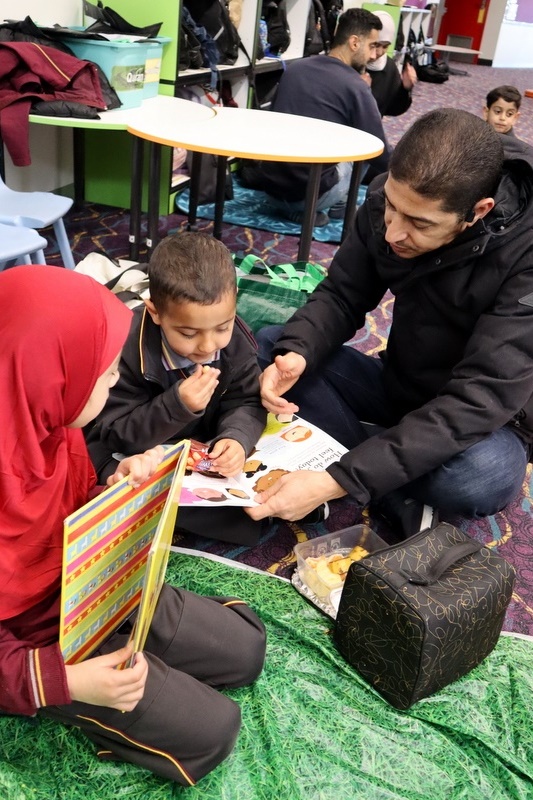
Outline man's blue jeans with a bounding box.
[257,326,529,517]
[266,161,356,216]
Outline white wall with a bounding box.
[479,0,506,62]
[2,1,81,190]
[493,19,533,67]
[2,0,80,27]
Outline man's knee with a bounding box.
[420,432,528,517]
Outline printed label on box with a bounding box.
[145,57,161,84]
[111,64,145,91]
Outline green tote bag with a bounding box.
[234,255,327,333]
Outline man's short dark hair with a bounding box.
[332,8,382,48]
[389,108,504,219]
[148,232,236,313]
[486,85,522,111]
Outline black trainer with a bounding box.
[328,201,347,220]
[285,210,330,228]
[373,495,438,540]
[296,502,330,525]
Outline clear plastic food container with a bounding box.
[294,525,386,603]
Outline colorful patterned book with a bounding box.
[60,441,189,665]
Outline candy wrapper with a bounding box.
[186,440,224,478]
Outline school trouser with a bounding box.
[41,584,266,786]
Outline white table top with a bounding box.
[29,95,215,131]
[127,102,384,164]
[428,44,480,55]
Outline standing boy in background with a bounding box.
[483,85,523,137]
[483,84,533,160]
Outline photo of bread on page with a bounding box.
[179,414,348,508]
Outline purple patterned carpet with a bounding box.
[40,63,533,636]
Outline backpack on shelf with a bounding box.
[261,0,291,56]
[179,8,208,70]
[321,0,342,44]
[185,0,240,65]
[304,0,331,56]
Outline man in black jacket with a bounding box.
[248,108,533,535]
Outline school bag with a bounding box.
[179,8,207,71]
[415,54,449,84]
[321,0,342,42]
[303,0,331,56]
[261,0,291,56]
[185,0,240,65]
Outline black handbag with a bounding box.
[333,523,515,710]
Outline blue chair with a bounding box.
[0,177,75,270]
[0,222,47,271]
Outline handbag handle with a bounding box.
[406,539,483,586]
[236,255,325,292]
[236,254,267,275]
[237,256,299,287]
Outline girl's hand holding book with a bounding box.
[65,644,148,711]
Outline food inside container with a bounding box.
[294,525,385,604]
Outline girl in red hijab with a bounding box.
[0,266,265,786]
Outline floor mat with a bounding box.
[1,552,532,800]
[175,178,368,244]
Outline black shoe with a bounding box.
[296,502,330,525]
[328,202,346,220]
[373,495,438,539]
[285,210,330,228]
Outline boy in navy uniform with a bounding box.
[87,232,266,541]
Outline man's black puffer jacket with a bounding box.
[273,151,533,506]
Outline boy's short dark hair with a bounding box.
[148,232,237,313]
[390,108,504,220]
[486,85,522,111]
[332,8,382,48]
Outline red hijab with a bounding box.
[0,266,132,620]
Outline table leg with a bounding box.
[341,161,362,242]
[146,141,162,256]
[188,151,202,231]
[298,164,322,262]
[213,155,228,240]
[129,136,144,261]
[72,129,85,209]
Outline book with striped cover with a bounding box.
[60,441,189,664]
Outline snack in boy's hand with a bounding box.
[186,440,224,478]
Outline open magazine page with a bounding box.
[179,414,348,508]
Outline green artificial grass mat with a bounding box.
[1,552,533,799]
